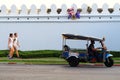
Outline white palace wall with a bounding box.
[0,4,120,50]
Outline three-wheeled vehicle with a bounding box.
[62,34,114,67]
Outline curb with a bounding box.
[114,64,120,66]
[8,62,17,64]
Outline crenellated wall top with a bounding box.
[0,4,120,22]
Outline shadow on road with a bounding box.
[63,64,110,68]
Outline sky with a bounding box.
[0,0,120,51]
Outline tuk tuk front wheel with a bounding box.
[67,56,79,67]
[104,57,114,67]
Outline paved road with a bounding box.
[0,64,120,80]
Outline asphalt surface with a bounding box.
[0,64,120,80]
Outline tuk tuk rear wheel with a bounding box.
[67,56,79,67]
[104,57,114,67]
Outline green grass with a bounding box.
[0,57,120,65]
[0,57,68,64]
[113,57,120,60]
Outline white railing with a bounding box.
[0,3,120,22]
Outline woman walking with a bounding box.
[8,33,14,59]
[13,33,20,58]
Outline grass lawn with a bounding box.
[0,57,120,65]
[113,57,120,60]
[0,57,68,64]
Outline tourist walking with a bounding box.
[8,33,14,59]
[13,33,20,58]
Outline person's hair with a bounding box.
[9,33,13,37]
[63,45,70,51]
[14,33,17,36]
[91,40,95,44]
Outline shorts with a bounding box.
[9,44,13,49]
[13,45,19,50]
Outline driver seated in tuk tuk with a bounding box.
[62,45,70,58]
[88,40,99,62]
[63,45,70,52]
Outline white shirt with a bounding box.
[9,37,14,48]
[13,37,18,47]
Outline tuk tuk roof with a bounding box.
[62,34,103,41]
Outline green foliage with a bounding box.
[0,50,9,57]
[110,51,120,57]
[0,50,120,58]
[0,50,62,58]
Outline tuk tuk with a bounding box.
[62,34,114,67]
